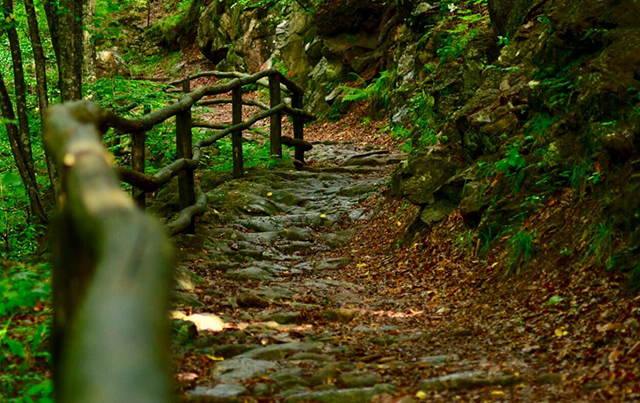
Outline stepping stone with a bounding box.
[315,257,351,271]
[188,383,247,398]
[322,308,358,323]
[237,342,322,361]
[213,357,278,381]
[256,311,302,325]
[285,384,395,403]
[418,354,459,365]
[281,226,314,241]
[226,267,273,282]
[337,371,380,388]
[280,241,314,254]
[174,266,204,292]
[419,371,520,391]
[237,292,270,308]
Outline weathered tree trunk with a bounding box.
[83,0,97,83]
[0,73,46,223]
[23,0,59,191]
[42,0,62,89]
[58,0,84,101]
[3,0,35,168]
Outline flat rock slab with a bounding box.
[285,384,395,403]
[418,354,459,365]
[337,372,380,388]
[315,257,352,271]
[419,371,520,391]
[213,357,278,381]
[256,311,303,325]
[322,308,358,323]
[188,384,247,398]
[226,267,274,282]
[238,342,322,361]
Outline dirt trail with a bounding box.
[159,105,639,403]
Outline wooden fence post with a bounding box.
[292,91,305,165]
[232,86,244,179]
[132,105,150,208]
[269,73,282,158]
[176,79,195,233]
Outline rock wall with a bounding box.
[194,0,640,281]
[196,0,397,115]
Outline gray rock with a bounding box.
[281,226,314,241]
[288,352,334,362]
[188,383,247,398]
[419,371,520,391]
[237,292,270,308]
[418,354,459,365]
[200,344,257,358]
[337,372,380,388]
[173,291,204,308]
[174,265,203,291]
[419,202,454,227]
[238,342,321,361]
[280,241,314,254]
[226,267,273,282]
[322,309,358,323]
[207,259,240,272]
[252,383,272,396]
[315,257,351,271]
[309,365,341,386]
[213,357,278,381]
[285,384,395,403]
[256,311,302,325]
[353,325,399,333]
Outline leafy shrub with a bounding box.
[508,231,535,274]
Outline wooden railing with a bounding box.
[44,69,315,402]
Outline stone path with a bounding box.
[167,144,536,402]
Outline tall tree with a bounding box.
[83,0,96,83]
[23,0,58,189]
[42,0,62,89]
[3,0,34,167]
[0,73,46,223]
[56,0,83,101]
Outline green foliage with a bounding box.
[207,137,291,173]
[435,3,488,62]
[0,263,52,402]
[508,230,535,274]
[495,143,527,192]
[340,70,396,118]
[524,114,554,143]
[85,78,179,172]
[586,222,614,269]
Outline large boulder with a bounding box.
[197,1,276,71]
[96,49,131,78]
[391,149,461,205]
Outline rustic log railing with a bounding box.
[44,68,315,402]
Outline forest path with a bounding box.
[166,141,571,402]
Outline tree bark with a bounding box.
[42,0,62,89]
[3,0,35,169]
[23,0,59,191]
[58,0,84,101]
[83,0,96,83]
[0,73,46,223]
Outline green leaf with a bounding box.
[545,295,565,306]
[25,379,53,397]
[7,338,26,358]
